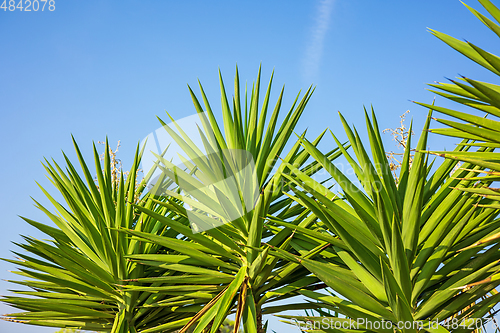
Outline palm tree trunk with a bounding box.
[257,310,264,333]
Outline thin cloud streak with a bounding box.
[303,0,335,84]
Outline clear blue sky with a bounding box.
[1,1,499,332]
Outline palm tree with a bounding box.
[123,66,344,333]
[273,109,500,332]
[0,138,222,332]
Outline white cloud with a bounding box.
[303,0,335,84]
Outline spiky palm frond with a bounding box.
[0,139,215,332]
[414,0,500,211]
[125,66,345,333]
[274,109,500,333]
